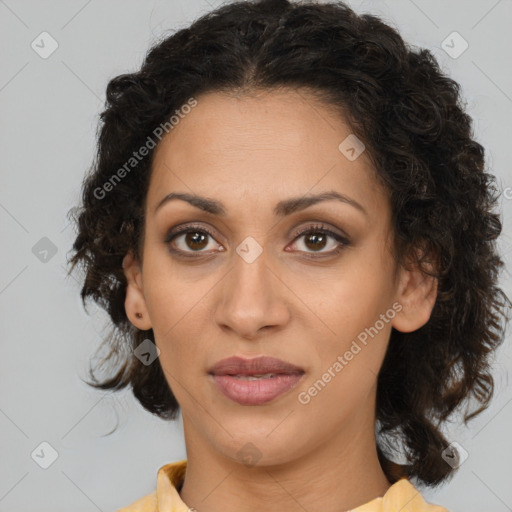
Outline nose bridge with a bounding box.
[227,238,273,310]
[214,237,289,337]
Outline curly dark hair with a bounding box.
[67,0,511,488]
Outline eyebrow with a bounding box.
[154,190,367,217]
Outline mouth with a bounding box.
[208,356,305,405]
[208,355,305,376]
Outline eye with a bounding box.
[165,222,350,258]
[288,223,350,256]
[165,224,222,256]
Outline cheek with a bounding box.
[297,254,395,392]
[306,261,394,343]
[297,318,390,423]
[142,243,212,327]
[141,256,214,377]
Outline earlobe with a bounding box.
[122,251,152,330]
[391,260,438,333]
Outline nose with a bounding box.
[213,245,291,340]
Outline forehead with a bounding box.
[147,89,387,217]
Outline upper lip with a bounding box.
[208,356,305,376]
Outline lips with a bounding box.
[208,356,305,405]
[208,356,305,377]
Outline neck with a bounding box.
[179,409,391,512]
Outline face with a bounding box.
[123,89,436,466]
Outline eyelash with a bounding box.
[165,223,350,259]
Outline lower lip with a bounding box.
[211,373,304,405]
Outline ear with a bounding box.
[122,250,152,330]
[391,253,438,333]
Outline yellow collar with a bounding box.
[118,459,448,512]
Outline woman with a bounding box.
[67,0,510,510]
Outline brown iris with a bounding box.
[304,232,327,251]
[185,231,209,251]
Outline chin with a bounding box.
[215,429,306,469]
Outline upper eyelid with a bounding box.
[166,222,346,238]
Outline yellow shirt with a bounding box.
[117,459,449,512]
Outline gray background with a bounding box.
[1,0,511,511]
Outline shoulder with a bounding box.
[115,460,187,512]
[381,478,450,512]
[116,490,158,512]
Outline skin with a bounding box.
[122,89,437,512]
